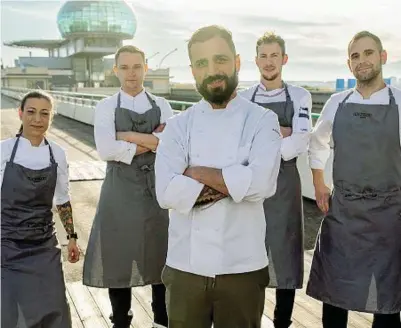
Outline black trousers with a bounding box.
[273,289,296,328]
[108,284,168,326]
[323,303,401,328]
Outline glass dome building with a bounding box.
[57,0,137,39]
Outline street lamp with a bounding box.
[146,52,160,64]
[158,48,178,69]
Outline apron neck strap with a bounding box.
[9,136,22,163]
[44,138,56,165]
[388,87,396,106]
[283,82,291,103]
[9,136,56,165]
[340,90,354,107]
[117,92,122,108]
[144,91,158,109]
[251,86,258,102]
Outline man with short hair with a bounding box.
[307,31,401,328]
[240,32,312,328]
[83,45,173,328]
[155,25,282,328]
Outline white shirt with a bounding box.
[309,85,401,170]
[239,83,312,161]
[155,95,282,277]
[94,89,174,164]
[0,136,70,205]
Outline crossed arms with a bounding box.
[155,112,282,214]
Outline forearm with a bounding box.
[186,167,229,195]
[311,168,325,186]
[118,132,159,151]
[136,145,151,155]
[56,201,75,235]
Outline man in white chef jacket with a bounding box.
[307,31,401,328]
[240,32,312,328]
[155,25,282,328]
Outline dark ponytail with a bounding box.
[18,90,54,135]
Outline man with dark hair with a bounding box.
[240,31,312,328]
[308,31,401,328]
[83,45,173,328]
[155,24,282,328]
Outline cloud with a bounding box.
[1,1,60,21]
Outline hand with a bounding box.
[314,182,331,214]
[195,185,227,207]
[153,123,166,133]
[280,126,292,138]
[67,239,80,263]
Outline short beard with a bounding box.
[196,70,238,105]
[262,73,280,82]
[355,65,382,86]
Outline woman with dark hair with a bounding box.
[1,90,80,328]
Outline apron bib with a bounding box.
[251,84,304,289]
[83,92,169,288]
[1,136,71,328]
[306,88,401,313]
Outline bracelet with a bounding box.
[67,233,78,240]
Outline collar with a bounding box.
[119,87,146,100]
[258,82,285,93]
[19,135,46,147]
[200,93,243,112]
[352,85,389,100]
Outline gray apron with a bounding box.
[251,84,304,289]
[1,135,71,328]
[83,92,169,288]
[306,88,401,314]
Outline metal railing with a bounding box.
[1,87,321,119]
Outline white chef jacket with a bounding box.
[239,83,312,161]
[309,85,401,170]
[0,136,70,205]
[155,95,282,277]
[94,88,174,164]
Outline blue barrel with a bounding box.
[336,79,345,91]
[384,78,391,85]
[347,78,356,89]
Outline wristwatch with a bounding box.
[67,233,78,240]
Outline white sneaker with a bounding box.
[152,323,167,328]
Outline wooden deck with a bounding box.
[65,251,373,328]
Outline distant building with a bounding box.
[3,0,136,88]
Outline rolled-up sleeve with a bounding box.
[222,110,282,203]
[94,98,137,164]
[54,148,71,205]
[155,114,204,214]
[281,92,313,161]
[308,97,337,170]
[153,98,175,140]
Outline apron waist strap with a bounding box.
[335,184,401,200]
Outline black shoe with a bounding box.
[274,319,292,328]
[109,310,133,328]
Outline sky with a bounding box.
[1,0,400,83]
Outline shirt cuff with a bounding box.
[164,175,204,214]
[222,164,252,203]
[119,143,137,165]
[54,195,70,206]
[280,137,298,161]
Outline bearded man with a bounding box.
[154,24,282,328]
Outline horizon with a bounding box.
[1,0,400,83]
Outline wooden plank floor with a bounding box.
[66,251,373,328]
